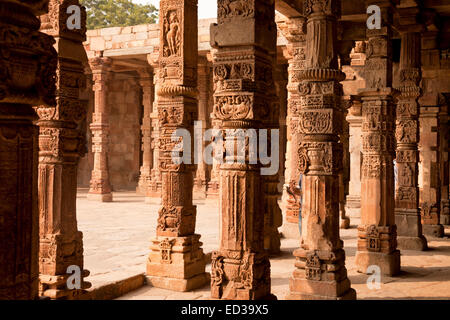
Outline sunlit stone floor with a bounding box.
[77,190,450,300]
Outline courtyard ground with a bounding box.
[77,190,450,300]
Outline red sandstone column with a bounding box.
[419,105,444,237]
[0,0,56,299]
[146,0,208,291]
[355,0,400,276]
[346,97,363,218]
[279,17,307,239]
[419,30,445,237]
[36,0,91,299]
[193,56,211,199]
[87,57,113,202]
[263,45,282,256]
[146,55,162,200]
[209,0,277,300]
[394,7,428,251]
[339,97,351,229]
[137,68,155,194]
[439,94,449,225]
[286,0,356,300]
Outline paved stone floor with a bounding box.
[77,191,450,300]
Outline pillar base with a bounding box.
[193,184,207,200]
[355,250,401,276]
[345,207,360,219]
[281,221,300,239]
[397,236,428,251]
[286,249,356,300]
[439,201,450,226]
[422,224,445,238]
[39,271,91,300]
[146,234,207,292]
[146,273,209,292]
[395,208,427,250]
[86,193,113,202]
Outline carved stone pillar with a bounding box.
[286,0,356,300]
[0,0,56,299]
[87,57,113,202]
[345,97,363,218]
[209,0,277,300]
[146,63,162,200]
[419,105,444,237]
[355,1,400,276]
[279,17,307,239]
[146,0,208,292]
[36,0,91,299]
[394,9,428,251]
[339,96,351,229]
[206,119,220,199]
[275,63,288,193]
[193,56,211,199]
[439,94,449,225]
[419,30,444,237]
[137,68,155,195]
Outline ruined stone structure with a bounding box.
[1,0,450,301]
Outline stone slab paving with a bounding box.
[77,191,450,300]
[77,191,219,289]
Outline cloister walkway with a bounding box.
[77,191,450,300]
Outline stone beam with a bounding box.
[275,0,303,18]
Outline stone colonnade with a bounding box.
[1,0,450,301]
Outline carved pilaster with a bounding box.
[279,17,307,239]
[286,0,356,300]
[394,8,428,250]
[0,0,57,299]
[146,0,208,292]
[87,56,113,202]
[355,0,401,276]
[137,68,155,195]
[209,0,277,300]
